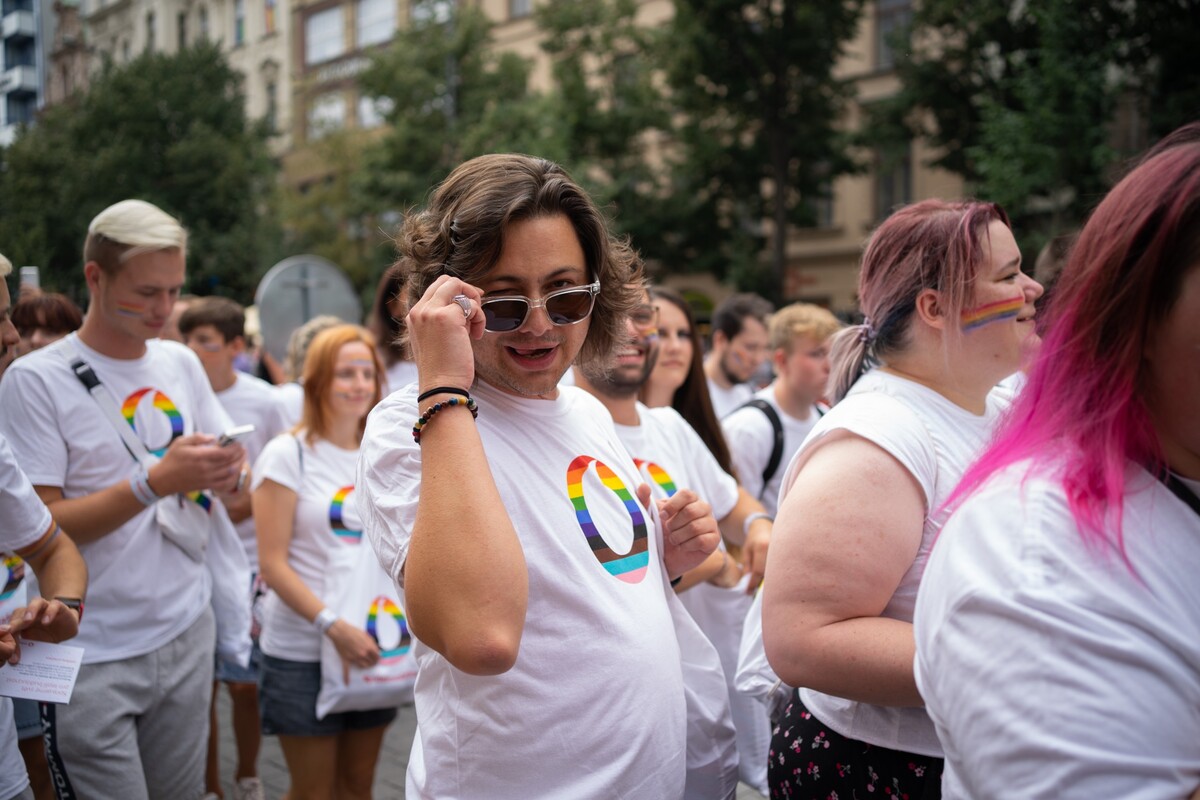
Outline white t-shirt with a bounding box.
[359,381,687,800]
[217,373,289,568]
[276,381,304,428]
[252,433,364,662]
[0,433,54,800]
[721,384,822,515]
[779,368,1008,757]
[613,404,741,800]
[0,334,232,664]
[384,359,418,396]
[707,378,753,419]
[915,463,1200,798]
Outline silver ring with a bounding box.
[452,294,471,319]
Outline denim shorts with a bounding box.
[12,698,40,740]
[215,642,262,684]
[258,653,398,737]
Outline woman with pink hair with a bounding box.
[914,126,1200,797]
[762,199,1042,797]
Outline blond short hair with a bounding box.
[84,199,188,273]
[0,253,12,278]
[769,303,841,352]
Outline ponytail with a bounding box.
[826,323,875,404]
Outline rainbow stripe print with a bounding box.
[115,301,145,318]
[961,295,1024,332]
[122,388,184,457]
[329,486,361,542]
[2,556,24,601]
[634,459,678,498]
[365,595,411,662]
[566,455,649,584]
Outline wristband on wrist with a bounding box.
[417,386,471,403]
[412,396,479,444]
[130,466,161,507]
[313,607,338,634]
[54,596,84,622]
[742,512,773,539]
[670,575,682,588]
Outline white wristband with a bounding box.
[313,608,338,634]
[743,512,773,539]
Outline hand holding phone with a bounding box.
[217,424,256,447]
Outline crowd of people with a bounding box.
[0,122,1197,800]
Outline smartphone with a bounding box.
[217,424,256,447]
[19,266,39,289]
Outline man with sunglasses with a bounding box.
[575,285,777,797]
[357,154,721,799]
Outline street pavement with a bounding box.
[211,690,766,799]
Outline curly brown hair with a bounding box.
[393,153,643,369]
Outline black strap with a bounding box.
[69,358,101,391]
[1161,472,1200,519]
[737,399,784,497]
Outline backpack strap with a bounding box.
[737,399,784,498]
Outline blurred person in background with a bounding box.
[763,199,1042,798]
[703,293,773,417]
[11,292,83,358]
[252,324,393,800]
[277,315,344,427]
[368,265,417,394]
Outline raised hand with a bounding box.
[407,275,486,394]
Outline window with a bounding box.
[875,0,912,71]
[265,81,278,133]
[122,39,131,61]
[357,94,393,128]
[410,0,452,25]
[875,145,912,221]
[356,0,395,48]
[307,93,346,140]
[145,11,156,51]
[509,0,531,18]
[305,6,345,65]
[264,0,276,35]
[199,6,209,39]
[234,0,246,44]
[177,11,187,49]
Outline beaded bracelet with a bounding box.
[412,396,479,444]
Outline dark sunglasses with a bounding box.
[480,281,601,333]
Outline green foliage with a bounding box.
[535,0,673,262]
[356,4,566,214]
[0,43,279,302]
[661,0,865,295]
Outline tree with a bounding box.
[0,43,279,302]
[661,0,865,295]
[872,0,1200,251]
[534,0,673,263]
[356,3,566,214]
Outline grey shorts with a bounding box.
[258,654,397,737]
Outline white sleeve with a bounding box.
[252,434,302,494]
[0,362,70,488]
[180,348,235,436]
[356,396,422,586]
[720,406,775,502]
[0,434,54,551]
[917,490,1200,799]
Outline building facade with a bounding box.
[1,0,53,145]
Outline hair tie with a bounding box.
[859,316,877,345]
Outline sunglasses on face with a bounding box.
[480,281,601,333]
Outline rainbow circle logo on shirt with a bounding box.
[365,595,411,661]
[329,486,361,543]
[566,455,649,584]
[122,388,184,457]
[633,459,678,498]
[1,556,24,602]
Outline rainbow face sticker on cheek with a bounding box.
[330,486,362,542]
[115,301,146,318]
[365,595,412,661]
[961,295,1024,332]
[566,455,649,583]
[634,458,678,498]
[122,388,185,457]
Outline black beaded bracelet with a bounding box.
[412,396,479,444]
[417,386,471,403]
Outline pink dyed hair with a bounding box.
[949,125,1200,550]
[828,199,1010,402]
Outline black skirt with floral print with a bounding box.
[768,694,944,799]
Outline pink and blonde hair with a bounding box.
[950,124,1200,551]
[828,199,1011,402]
